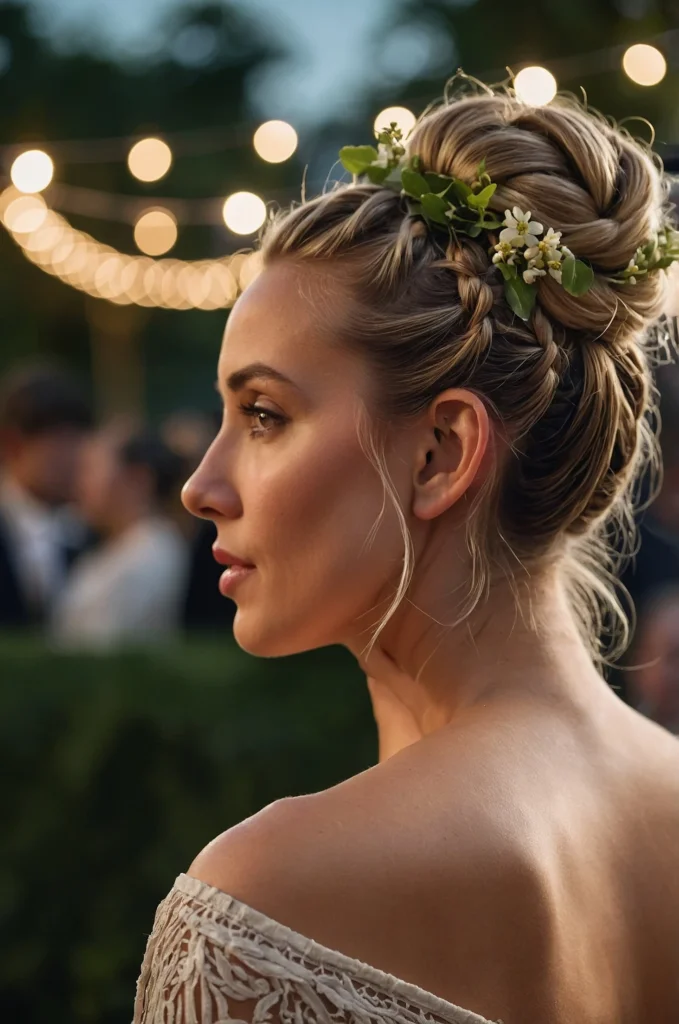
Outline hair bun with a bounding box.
[408,94,672,346]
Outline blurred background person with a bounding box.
[613,360,679,707]
[161,410,237,633]
[0,363,93,630]
[50,424,189,648]
[628,586,679,735]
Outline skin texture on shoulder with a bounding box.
[187,696,679,1024]
[186,788,542,1022]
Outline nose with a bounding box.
[181,436,242,522]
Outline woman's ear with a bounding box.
[412,389,490,521]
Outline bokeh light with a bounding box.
[10,150,54,193]
[622,44,667,86]
[127,138,173,182]
[0,185,256,310]
[253,120,298,163]
[133,208,178,256]
[373,106,416,138]
[222,191,266,235]
[2,193,48,233]
[513,66,558,106]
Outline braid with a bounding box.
[260,86,671,665]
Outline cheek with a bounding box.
[245,434,406,627]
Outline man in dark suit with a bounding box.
[0,364,93,629]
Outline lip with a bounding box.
[218,564,256,597]
[212,546,256,569]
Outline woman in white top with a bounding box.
[134,81,679,1023]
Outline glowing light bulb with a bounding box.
[3,194,48,233]
[253,120,298,163]
[622,44,667,87]
[127,138,173,182]
[222,192,266,235]
[513,66,557,106]
[10,150,54,193]
[373,106,416,138]
[134,208,178,256]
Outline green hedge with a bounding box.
[0,635,374,1023]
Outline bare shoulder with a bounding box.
[186,753,536,946]
[187,795,318,910]
[185,761,549,1021]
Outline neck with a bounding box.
[347,567,614,742]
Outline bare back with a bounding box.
[287,694,679,1024]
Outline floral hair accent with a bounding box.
[339,123,679,322]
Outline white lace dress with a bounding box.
[133,872,501,1024]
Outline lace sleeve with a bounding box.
[132,874,496,1024]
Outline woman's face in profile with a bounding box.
[182,261,408,657]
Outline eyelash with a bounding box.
[238,402,286,436]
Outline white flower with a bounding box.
[628,276,637,285]
[524,227,562,263]
[547,260,563,283]
[499,207,544,248]
[526,255,546,270]
[492,240,518,264]
[374,143,394,168]
[523,266,546,285]
[561,245,574,260]
[542,227,562,250]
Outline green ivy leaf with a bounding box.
[476,157,487,179]
[383,166,404,187]
[562,257,594,296]
[465,223,484,238]
[450,180,472,203]
[424,172,455,196]
[364,164,390,185]
[481,215,504,230]
[339,145,379,174]
[401,169,430,197]
[495,262,517,282]
[466,183,497,211]
[654,256,677,270]
[420,193,451,225]
[504,274,537,321]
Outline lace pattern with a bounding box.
[133,872,499,1024]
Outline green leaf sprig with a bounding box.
[338,126,679,322]
[340,126,502,240]
[607,228,679,286]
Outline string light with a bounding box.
[133,208,178,256]
[10,149,54,193]
[253,120,298,163]
[2,193,48,233]
[0,185,253,310]
[127,137,173,182]
[622,43,667,86]
[513,66,558,105]
[373,106,416,138]
[222,191,266,235]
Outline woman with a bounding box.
[133,84,679,1023]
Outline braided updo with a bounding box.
[259,87,676,665]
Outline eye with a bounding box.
[238,402,286,437]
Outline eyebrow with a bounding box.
[217,362,300,394]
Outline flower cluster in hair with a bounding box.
[607,227,679,285]
[339,123,679,322]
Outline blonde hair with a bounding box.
[259,84,675,668]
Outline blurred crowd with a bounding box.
[0,359,678,735]
[0,363,235,650]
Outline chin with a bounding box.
[230,607,341,659]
